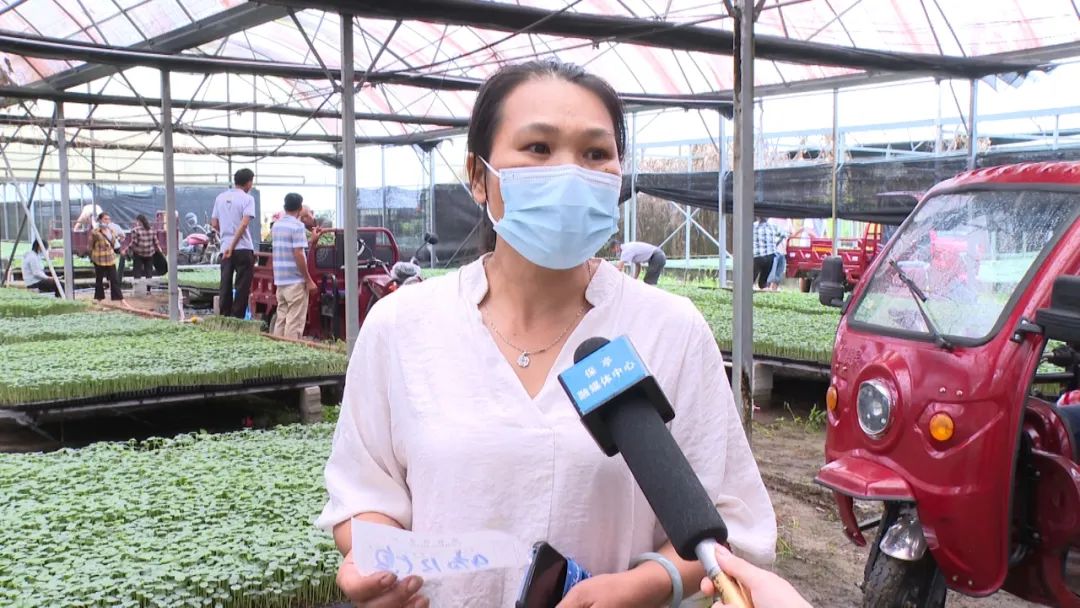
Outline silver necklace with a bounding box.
[484,261,593,368]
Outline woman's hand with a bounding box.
[556,568,669,608]
[700,545,811,608]
[335,550,428,608]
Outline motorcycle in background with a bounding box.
[178,220,221,265]
[389,233,439,287]
[362,233,439,315]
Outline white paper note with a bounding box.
[351,520,532,580]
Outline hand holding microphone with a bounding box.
[701,545,811,608]
[558,336,753,608]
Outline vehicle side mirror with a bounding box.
[1035,276,1080,343]
[818,256,846,308]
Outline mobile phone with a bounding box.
[515,542,569,608]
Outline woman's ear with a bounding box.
[465,153,487,205]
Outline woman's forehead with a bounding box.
[496,78,615,135]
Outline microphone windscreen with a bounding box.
[573,337,610,364]
[606,398,728,559]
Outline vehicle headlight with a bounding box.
[857,380,893,437]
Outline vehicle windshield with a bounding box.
[851,189,1078,341]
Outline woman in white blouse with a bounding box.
[318,60,776,608]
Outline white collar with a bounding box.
[458,254,619,309]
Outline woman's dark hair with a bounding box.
[135,214,151,231]
[97,212,109,222]
[466,60,627,252]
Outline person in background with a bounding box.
[766,252,786,292]
[89,212,123,302]
[170,210,184,249]
[752,216,787,290]
[268,211,283,233]
[271,205,317,228]
[270,193,317,340]
[298,204,317,230]
[269,204,318,241]
[881,223,899,246]
[73,203,102,231]
[212,168,257,318]
[185,212,205,234]
[101,212,127,284]
[129,214,160,296]
[766,234,787,292]
[21,240,59,297]
[700,545,812,608]
[611,238,667,285]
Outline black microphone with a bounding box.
[559,336,750,607]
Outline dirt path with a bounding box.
[753,412,1038,607]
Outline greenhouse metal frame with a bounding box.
[1,0,1077,432]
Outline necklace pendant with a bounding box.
[516,352,531,368]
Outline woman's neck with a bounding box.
[483,241,592,325]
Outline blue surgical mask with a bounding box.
[482,159,621,270]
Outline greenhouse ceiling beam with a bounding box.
[747,40,1080,99]
[267,0,1046,79]
[0,86,469,127]
[0,32,732,112]
[0,30,478,87]
[2,135,344,166]
[0,114,460,144]
[26,4,291,95]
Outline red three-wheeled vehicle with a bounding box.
[249,227,437,340]
[815,162,1080,606]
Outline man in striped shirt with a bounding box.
[270,193,317,340]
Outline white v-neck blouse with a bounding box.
[316,257,777,607]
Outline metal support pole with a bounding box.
[335,167,343,226]
[967,79,978,171]
[934,80,944,154]
[50,184,56,237]
[1053,114,1060,150]
[682,146,691,266]
[161,70,179,321]
[341,14,360,355]
[427,146,437,268]
[380,145,388,228]
[1,185,7,240]
[57,104,75,299]
[253,191,262,245]
[732,0,755,439]
[226,73,233,179]
[831,88,840,255]
[684,204,692,266]
[427,147,436,235]
[250,78,262,246]
[629,111,639,242]
[718,115,728,287]
[623,115,630,241]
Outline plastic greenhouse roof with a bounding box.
[0,0,1077,159]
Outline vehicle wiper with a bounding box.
[889,260,955,351]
